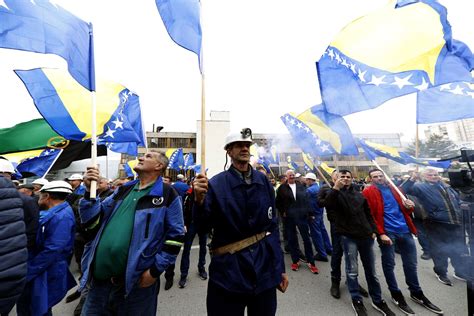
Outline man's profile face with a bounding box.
[227,142,251,164]
[369,170,386,185]
[68,179,81,189]
[98,179,109,191]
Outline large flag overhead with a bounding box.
[15,68,145,146]
[357,138,451,169]
[0,0,95,90]
[317,0,473,116]
[155,0,202,69]
[5,148,62,178]
[281,104,358,158]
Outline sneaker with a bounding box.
[164,278,174,290]
[308,263,319,274]
[291,263,299,271]
[198,269,208,280]
[352,300,368,316]
[420,252,431,260]
[453,272,467,282]
[314,253,329,262]
[178,275,187,288]
[391,292,415,315]
[371,300,396,316]
[359,285,369,298]
[435,272,452,286]
[410,292,443,315]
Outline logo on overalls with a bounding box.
[152,197,164,206]
[268,206,273,219]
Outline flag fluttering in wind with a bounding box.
[302,152,316,172]
[166,148,185,171]
[287,156,298,171]
[124,159,138,179]
[155,0,202,70]
[5,148,62,178]
[317,0,473,116]
[281,104,358,158]
[183,153,195,170]
[0,0,95,90]
[357,138,451,169]
[15,68,145,149]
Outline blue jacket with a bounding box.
[27,201,76,315]
[306,183,324,217]
[401,180,462,225]
[0,176,27,315]
[172,181,189,197]
[79,178,185,296]
[196,167,285,294]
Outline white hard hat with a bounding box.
[305,172,317,181]
[67,173,83,181]
[224,128,254,150]
[0,159,15,173]
[32,178,49,186]
[40,180,73,194]
[177,174,185,180]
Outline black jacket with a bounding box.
[322,184,377,239]
[18,193,39,250]
[0,176,27,314]
[276,183,311,219]
[317,182,337,222]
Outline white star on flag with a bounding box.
[315,138,322,145]
[289,118,296,125]
[328,49,335,60]
[349,63,357,74]
[296,122,303,129]
[105,128,116,138]
[449,85,464,95]
[341,58,349,68]
[304,126,310,133]
[439,83,451,91]
[415,77,429,91]
[368,75,386,87]
[357,69,367,82]
[0,0,10,10]
[391,74,414,89]
[335,53,342,63]
[320,144,330,152]
[466,91,474,99]
[112,118,124,129]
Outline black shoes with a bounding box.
[410,292,443,315]
[178,275,187,288]
[420,252,431,260]
[391,291,415,315]
[435,272,452,286]
[330,279,341,299]
[164,278,174,290]
[314,253,329,262]
[352,300,368,316]
[198,268,208,280]
[371,300,396,316]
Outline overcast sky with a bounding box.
[0,0,472,143]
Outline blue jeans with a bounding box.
[379,232,422,294]
[342,236,382,303]
[287,217,314,265]
[81,279,159,316]
[180,222,208,276]
[308,215,332,258]
[330,222,343,281]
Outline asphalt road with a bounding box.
[15,235,469,316]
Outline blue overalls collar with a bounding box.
[227,165,265,188]
[123,176,164,196]
[39,201,69,225]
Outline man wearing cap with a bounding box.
[67,174,86,195]
[79,150,185,315]
[0,158,27,316]
[305,172,332,262]
[193,128,288,316]
[17,181,76,316]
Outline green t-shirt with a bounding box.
[93,181,154,280]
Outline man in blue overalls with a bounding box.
[193,128,288,316]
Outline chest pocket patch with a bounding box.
[152,197,164,206]
[268,206,273,219]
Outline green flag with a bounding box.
[0,119,68,155]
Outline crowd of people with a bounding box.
[0,128,470,316]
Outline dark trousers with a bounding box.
[308,214,332,258]
[330,222,343,281]
[287,217,314,265]
[164,264,175,281]
[425,221,468,276]
[379,232,422,294]
[207,281,277,316]
[412,218,430,254]
[342,236,382,303]
[180,222,207,277]
[81,279,159,316]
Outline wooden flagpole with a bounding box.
[371,159,407,202]
[90,91,97,199]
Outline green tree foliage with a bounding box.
[405,134,457,159]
